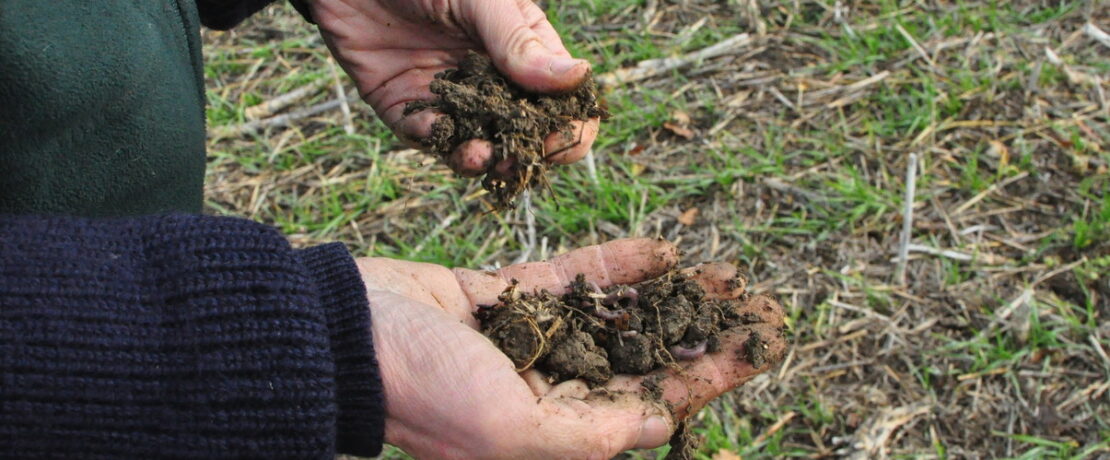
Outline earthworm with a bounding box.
[588,281,604,294]
[587,283,635,321]
[593,307,627,321]
[578,282,603,308]
[602,287,639,309]
[669,340,707,361]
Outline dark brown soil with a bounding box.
[663,421,698,460]
[404,51,608,208]
[477,270,785,458]
[478,272,738,384]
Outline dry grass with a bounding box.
[202,1,1109,458]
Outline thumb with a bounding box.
[464,0,590,92]
[537,392,674,458]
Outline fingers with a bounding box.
[448,139,494,176]
[466,118,596,181]
[521,371,593,400]
[523,371,592,402]
[520,369,552,395]
[543,118,599,164]
[453,238,679,307]
[364,63,450,145]
[548,379,590,399]
[443,117,594,177]
[604,295,788,420]
[682,262,749,300]
[388,97,594,177]
[476,118,598,181]
[387,108,443,146]
[464,0,589,92]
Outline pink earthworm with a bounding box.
[669,340,707,360]
[602,287,639,309]
[593,307,627,321]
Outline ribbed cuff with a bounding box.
[297,243,384,457]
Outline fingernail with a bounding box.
[549,57,586,77]
[635,416,671,449]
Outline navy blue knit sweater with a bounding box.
[0,214,385,458]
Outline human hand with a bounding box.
[355,239,786,459]
[308,0,600,176]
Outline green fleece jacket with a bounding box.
[0,0,308,217]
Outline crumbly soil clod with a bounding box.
[663,421,698,460]
[404,51,608,209]
[476,270,788,460]
[476,271,749,385]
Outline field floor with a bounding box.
[202,1,1109,458]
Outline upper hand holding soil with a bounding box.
[355,239,786,459]
[308,0,600,178]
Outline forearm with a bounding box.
[0,214,383,458]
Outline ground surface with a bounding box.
[202,1,1108,458]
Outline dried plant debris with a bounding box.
[405,51,608,209]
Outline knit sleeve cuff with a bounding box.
[297,243,385,457]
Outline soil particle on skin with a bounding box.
[404,51,608,208]
[743,330,769,370]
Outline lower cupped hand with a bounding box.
[355,239,785,459]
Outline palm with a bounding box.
[362,291,539,458]
[313,0,482,140]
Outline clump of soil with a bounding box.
[477,270,784,459]
[405,51,608,208]
[476,271,778,383]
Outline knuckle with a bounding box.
[584,430,617,460]
[548,256,578,291]
[505,24,542,59]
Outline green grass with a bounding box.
[996,432,1108,460]
[1072,179,1110,250]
